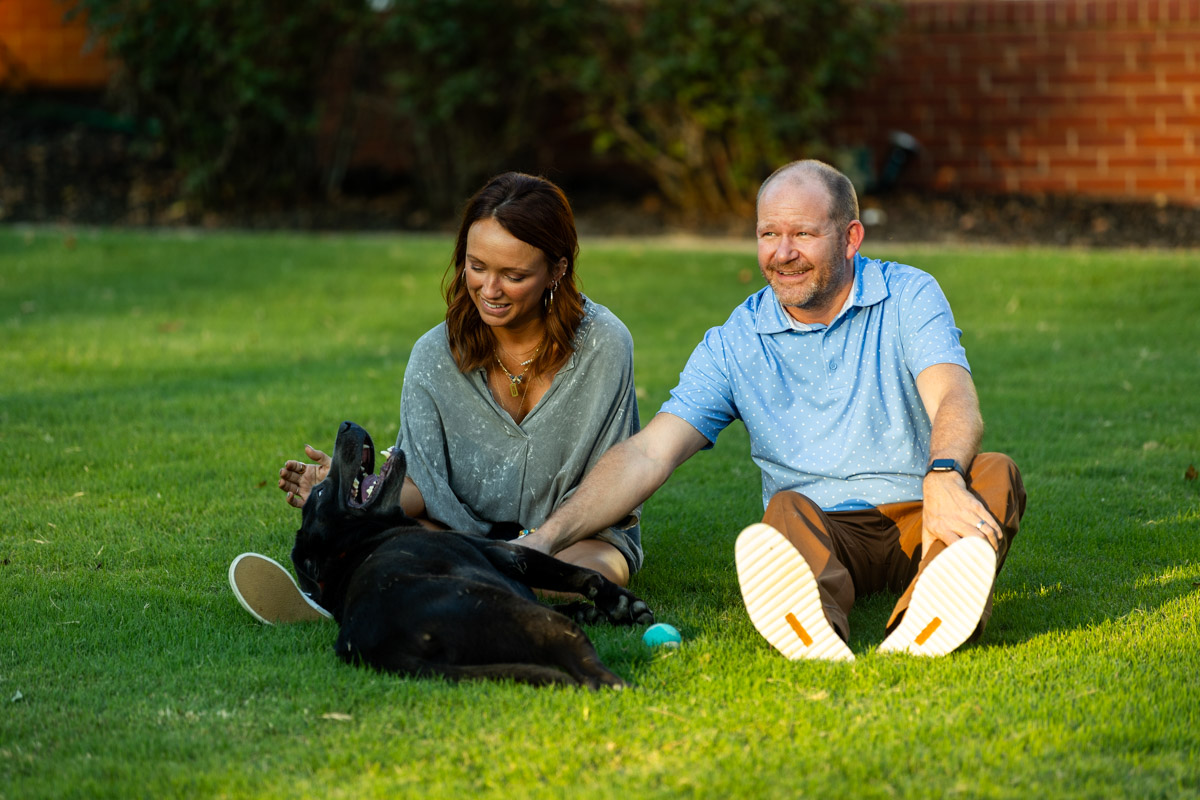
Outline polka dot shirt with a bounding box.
[659,254,970,511]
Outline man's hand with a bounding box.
[277,445,331,508]
[510,531,554,555]
[921,471,1001,552]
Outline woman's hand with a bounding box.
[278,445,331,508]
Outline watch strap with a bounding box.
[926,458,966,478]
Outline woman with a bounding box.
[230,172,642,624]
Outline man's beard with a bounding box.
[763,256,842,311]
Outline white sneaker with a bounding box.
[878,536,996,657]
[735,523,854,662]
[228,552,333,624]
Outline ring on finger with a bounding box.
[975,519,987,531]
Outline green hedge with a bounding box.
[70,0,899,220]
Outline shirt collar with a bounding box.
[755,254,889,334]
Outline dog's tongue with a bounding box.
[360,473,382,503]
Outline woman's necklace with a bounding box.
[494,346,539,397]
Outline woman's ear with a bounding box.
[553,257,568,284]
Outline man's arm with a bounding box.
[916,363,1002,550]
[519,413,711,556]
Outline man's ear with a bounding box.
[845,220,866,259]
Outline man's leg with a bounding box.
[880,453,1027,654]
[757,491,908,638]
[735,491,886,661]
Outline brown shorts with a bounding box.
[761,452,1027,639]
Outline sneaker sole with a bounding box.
[735,523,854,662]
[878,536,995,657]
[228,552,332,625]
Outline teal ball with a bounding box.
[642,623,682,649]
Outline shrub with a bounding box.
[367,0,601,215]
[67,0,899,224]
[576,0,901,223]
[67,0,354,207]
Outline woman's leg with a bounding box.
[533,539,631,601]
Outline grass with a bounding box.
[1,226,1198,799]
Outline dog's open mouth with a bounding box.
[348,434,398,509]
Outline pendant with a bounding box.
[509,381,520,397]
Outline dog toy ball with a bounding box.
[642,623,682,649]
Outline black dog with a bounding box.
[291,421,655,689]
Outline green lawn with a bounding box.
[2,227,1197,799]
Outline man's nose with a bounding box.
[774,235,800,262]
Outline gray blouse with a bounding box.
[394,298,643,570]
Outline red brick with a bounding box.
[1042,151,1106,168]
[1014,176,1076,192]
[1160,70,1200,86]
[1014,90,1085,108]
[1143,48,1192,68]
[1133,91,1191,108]
[1075,43,1128,67]
[1106,113,1159,128]
[1107,154,1162,168]
[1132,132,1189,147]
[1134,175,1192,191]
[1107,71,1160,87]
[832,0,1200,204]
[1075,176,1135,193]
[1147,155,1200,167]
[1074,130,1130,147]
[1162,30,1200,45]
[0,0,109,87]
[1162,112,1200,126]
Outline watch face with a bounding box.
[930,459,957,472]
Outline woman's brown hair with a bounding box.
[442,172,585,376]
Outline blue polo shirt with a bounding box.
[659,254,970,512]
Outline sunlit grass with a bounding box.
[2,227,1197,799]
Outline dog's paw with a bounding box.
[630,599,655,626]
[594,591,651,627]
[558,602,604,626]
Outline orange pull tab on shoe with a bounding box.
[785,612,814,646]
[915,617,942,645]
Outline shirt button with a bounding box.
[829,360,838,371]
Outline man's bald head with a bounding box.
[757,160,860,231]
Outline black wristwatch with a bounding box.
[926,458,966,479]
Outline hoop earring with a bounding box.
[544,281,558,311]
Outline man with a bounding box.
[518,159,1025,661]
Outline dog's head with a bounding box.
[291,421,415,604]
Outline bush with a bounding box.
[67,0,355,207]
[576,0,901,223]
[367,0,601,215]
[67,0,899,223]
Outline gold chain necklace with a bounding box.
[494,347,539,397]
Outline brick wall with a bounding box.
[0,0,111,89]
[830,0,1200,205]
